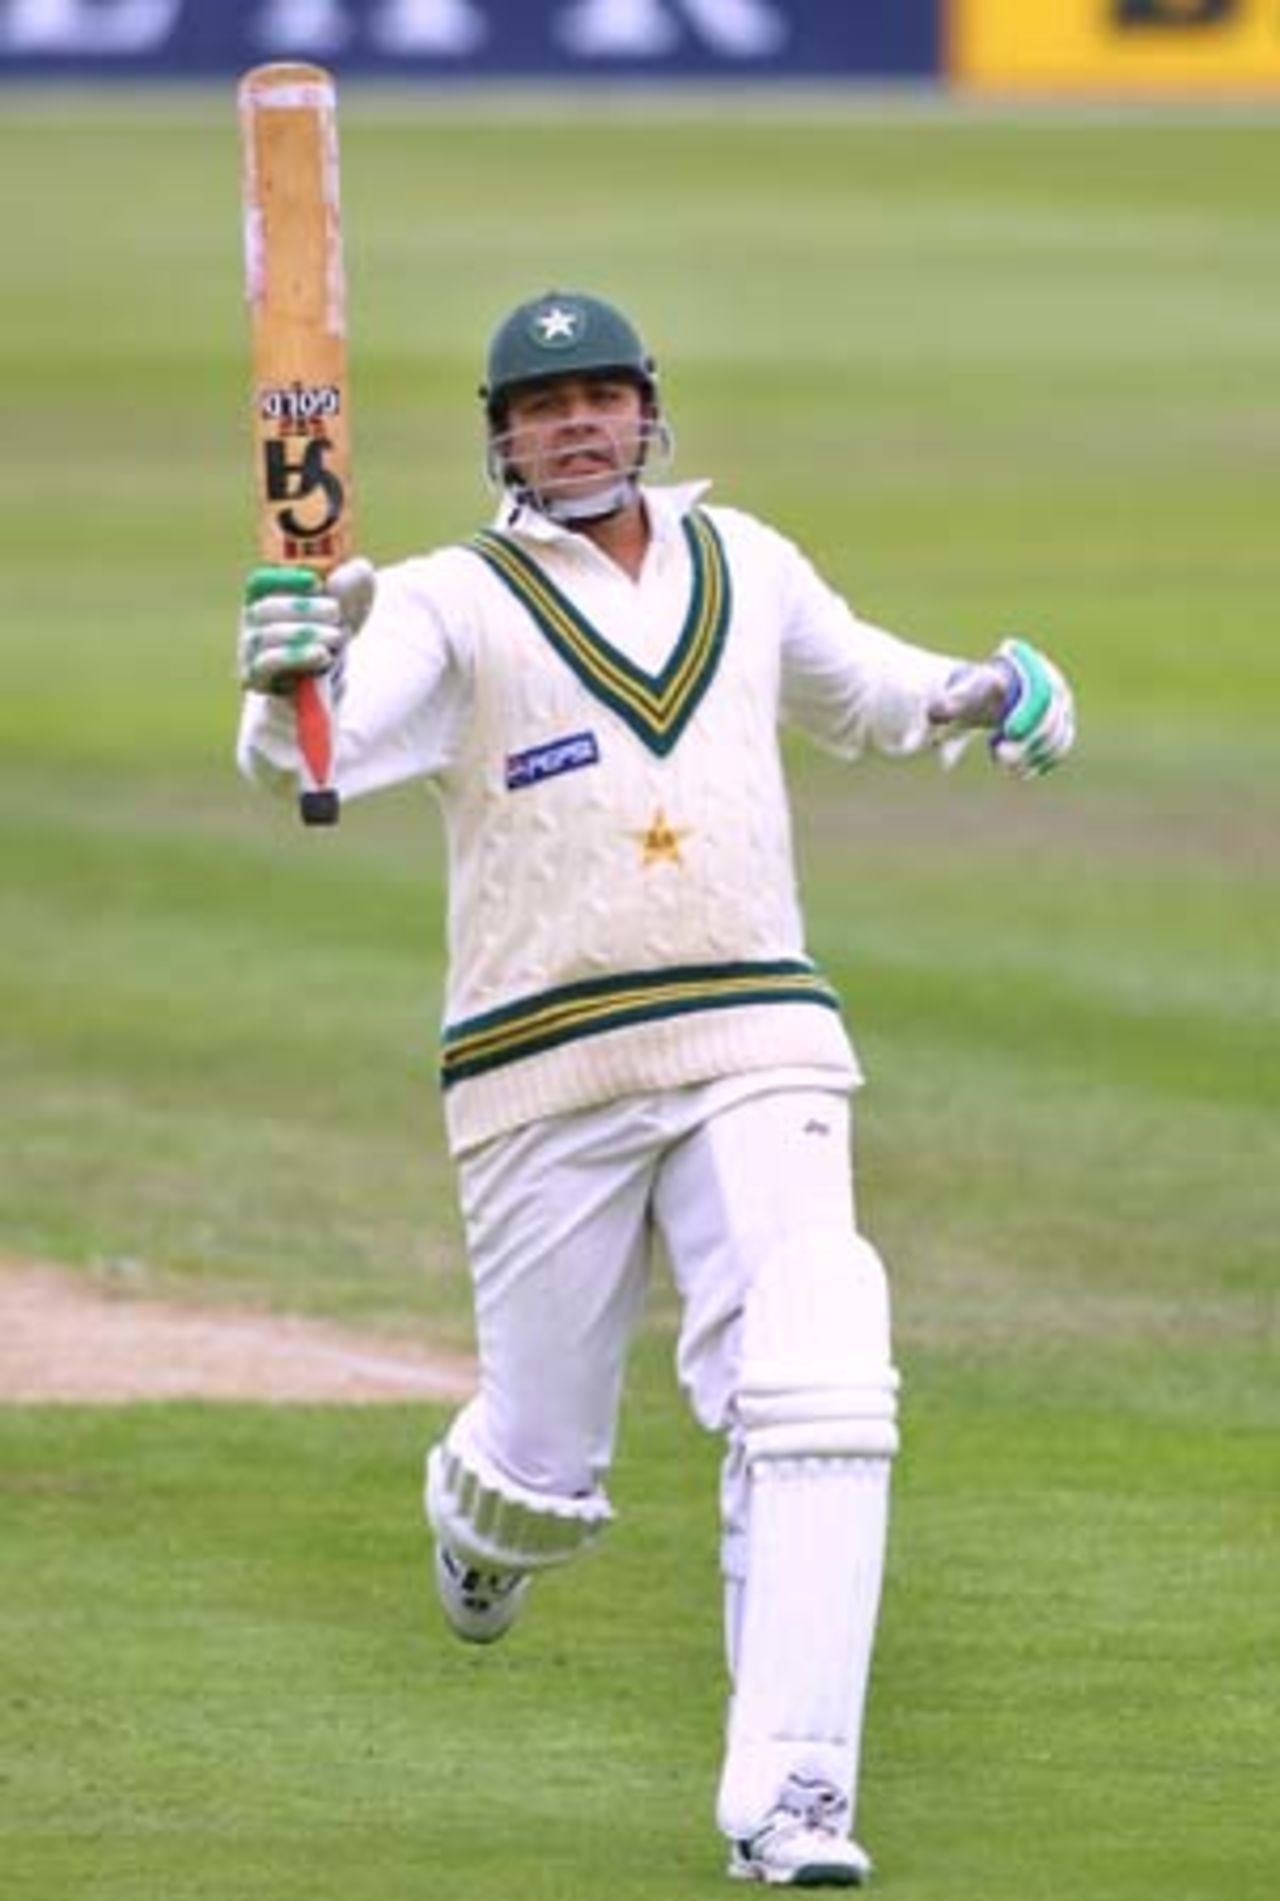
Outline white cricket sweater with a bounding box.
[238,482,961,1153]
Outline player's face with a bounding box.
[501,375,648,509]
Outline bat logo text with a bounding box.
[259,382,343,425]
[263,437,345,548]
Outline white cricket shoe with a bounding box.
[433,1543,530,1644]
[728,1780,872,1888]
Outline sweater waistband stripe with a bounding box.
[441,959,840,1087]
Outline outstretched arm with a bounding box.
[770,518,1075,775]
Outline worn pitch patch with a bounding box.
[0,1264,474,1406]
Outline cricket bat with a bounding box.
[238,61,353,827]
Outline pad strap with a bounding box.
[738,1373,900,1461]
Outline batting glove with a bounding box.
[238,557,375,694]
[928,638,1075,778]
[987,638,1075,778]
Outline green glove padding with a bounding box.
[244,564,322,605]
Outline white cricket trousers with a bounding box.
[456,1074,858,1491]
[451,1072,893,1837]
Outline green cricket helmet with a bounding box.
[480,290,658,421]
[480,290,672,524]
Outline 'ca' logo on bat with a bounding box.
[263,437,344,538]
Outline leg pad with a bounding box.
[425,1403,613,1573]
[737,1232,899,1462]
[718,1231,899,1839]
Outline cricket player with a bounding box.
[236,291,1075,1887]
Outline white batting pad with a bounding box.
[739,1233,895,1422]
[717,1228,899,1838]
[425,1401,613,1573]
[717,1452,891,1839]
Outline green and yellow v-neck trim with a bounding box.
[468,508,731,757]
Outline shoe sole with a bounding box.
[434,1550,529,1644]
[728,1860,866,1888]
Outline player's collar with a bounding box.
[493,480,712,548]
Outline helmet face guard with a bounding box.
[481,291,672,521]
[485,403,673,524]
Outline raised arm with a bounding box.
[235,554,472,802]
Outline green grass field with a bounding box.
[1,92,1277,1900]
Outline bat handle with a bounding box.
[294,671,340,826]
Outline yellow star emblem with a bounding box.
[632,807,691,868]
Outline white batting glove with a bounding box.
[238,557,375,694]
[929,638,1075,778]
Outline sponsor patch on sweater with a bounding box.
[505,730,600,792]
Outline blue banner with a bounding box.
[0,1,939,81]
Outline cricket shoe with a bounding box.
[434,1543,530,1645]
[728,1779,871,1888]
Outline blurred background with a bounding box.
[1,6,1276,1900]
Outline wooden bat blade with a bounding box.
[239,61,353,826]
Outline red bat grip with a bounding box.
[294,670,340,826]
